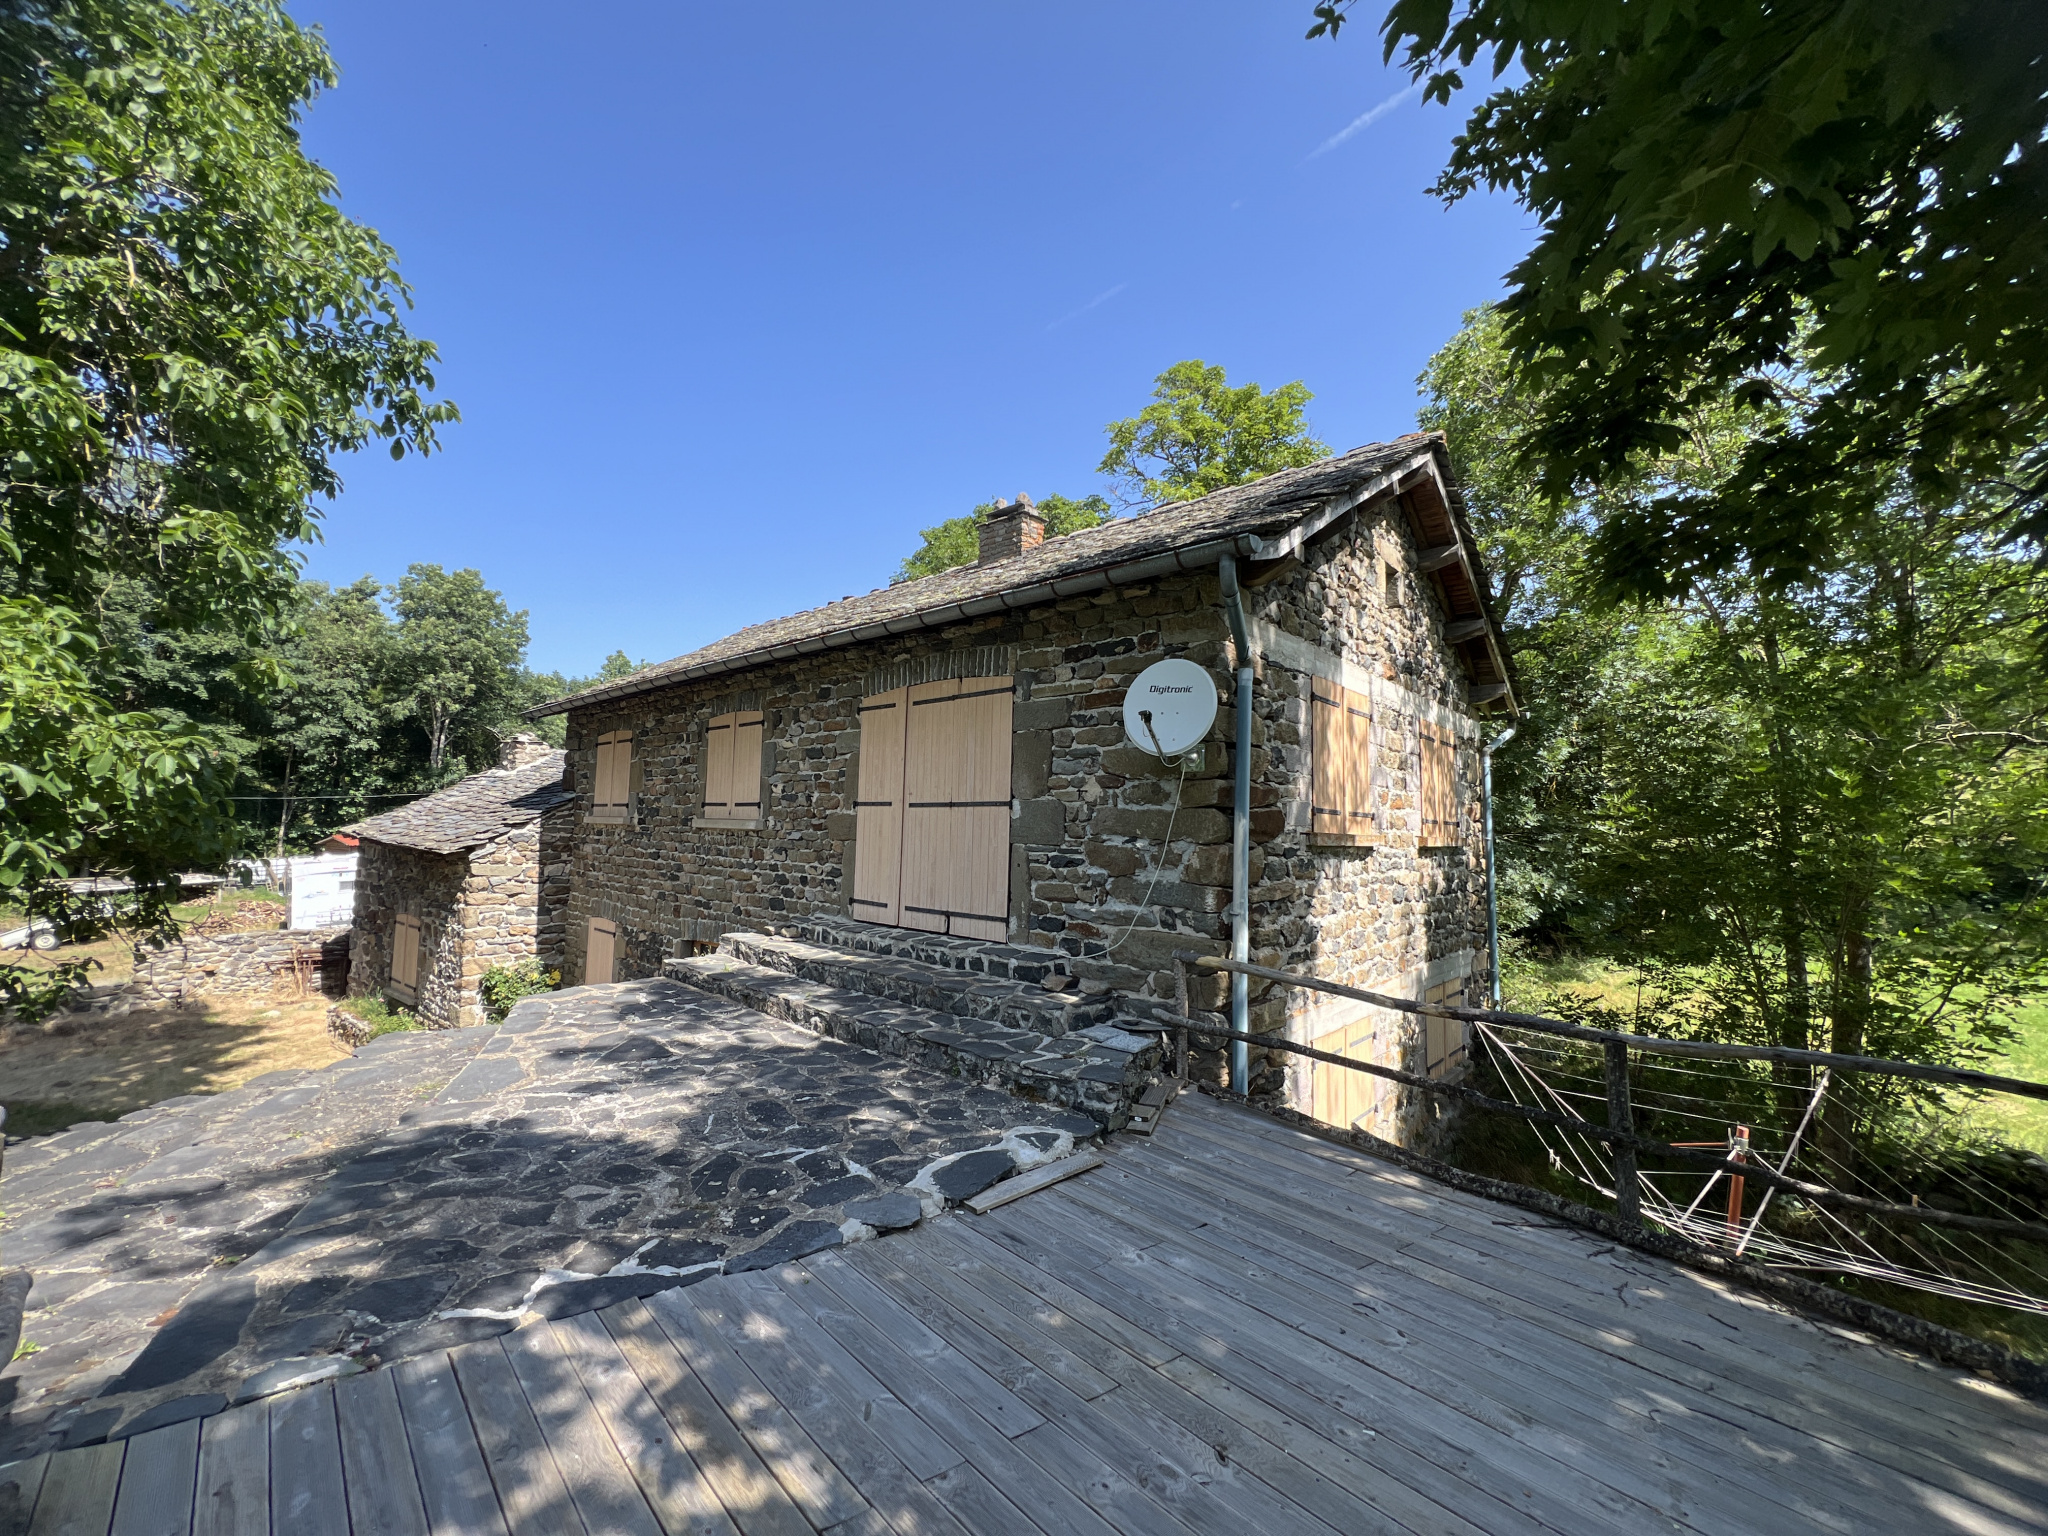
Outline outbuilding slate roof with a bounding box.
[341,751,572,856]
[530,433,1513,718]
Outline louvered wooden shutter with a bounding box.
[586,917,617,985]
[1419,723,1455,843]
[901,676,1013,941]
[851,688,908,925]
[1311,683,1373,842]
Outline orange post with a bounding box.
[1727,1125,1750,1241]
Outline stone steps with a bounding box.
[662,951,1158,1129]
[776,914,1075,982]
[721,931,1113,1040]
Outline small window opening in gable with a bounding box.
[1382,561,1403,608]
[592,731,634,821]
[701,711,764,822]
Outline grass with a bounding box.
[334,992,419,1039]
[1979,999,2048,1155]
[0,995,349,1141]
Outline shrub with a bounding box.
[338,993,416,1039]
[480,958,558,1023]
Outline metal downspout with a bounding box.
[1218,553,1253,1095]
[1482,726,1517,1007]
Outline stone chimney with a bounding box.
[977,494,1046,566]
[498,732,553,770]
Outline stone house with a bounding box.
[341,736,575,1028]
[528,434,1515,1142]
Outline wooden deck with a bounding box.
[7,1091,2046,1536]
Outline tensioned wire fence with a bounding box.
[1168,952,2048,1324]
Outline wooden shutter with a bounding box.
[586,917,617,985]
[1311,683,1373,842]
[1423,978,1468,1079]
[900,676,1013,941]
[851,688,908,925]
[593,731,632,815]
[1419,723,1456,844]
[703,711,762,817]
[391,913,420,999]
[731,714,763,816]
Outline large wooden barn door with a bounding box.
[852,676,1012,941]
[851,688,909,926]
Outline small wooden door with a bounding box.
[852,676,1012,941]
[586,917,617,985]
[391,913,421,1002]
[851,688,909,925]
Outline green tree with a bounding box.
[894,493,1111,584]
[1316,0,2048,595]
[387,565,529,776]
[0,0,451,1012]
[1421,309,2048,1125]
[1099,360,1329,508]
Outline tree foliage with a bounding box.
[1098,360,1329,509]
[1319,0,2048,597]
[1423,310,2048,1093]
[0,0,453,1014]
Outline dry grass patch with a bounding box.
[0,995,350,1139]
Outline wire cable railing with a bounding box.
[1169,952,2048,1320]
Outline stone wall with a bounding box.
[130,926,350,1004]
[351,811,571,1030]
[348,840,468,1027]
[556,490,1496,1140]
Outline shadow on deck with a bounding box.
[6,1092,2045,1535]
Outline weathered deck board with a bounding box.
[497,1325,656,1536]
[333,1366,429,1536]
[551,1309,739,1536]
[108,1419,197,1536]
[15,1088,2046,1536]
[26,1439,120,1536]
[391,1353,507,1536]
[192,1405,265,1536]
[266,1386,345,1536]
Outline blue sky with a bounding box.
[290,2,1530,677]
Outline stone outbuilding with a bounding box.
[340,736,575,1028]
[528,434,1517,1142]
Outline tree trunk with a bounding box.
[1820,920,1875,1183]
[428,702,449,772]
[1758,625,1812,1120]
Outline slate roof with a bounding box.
[530,433,1511,718]
[342,751,573,856]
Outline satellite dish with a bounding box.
[1123,659,1219,759]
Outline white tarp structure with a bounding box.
[278,853,358,930]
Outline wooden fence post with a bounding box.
[1605,1040,1640,1226]
[1174,959,1191,1082]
